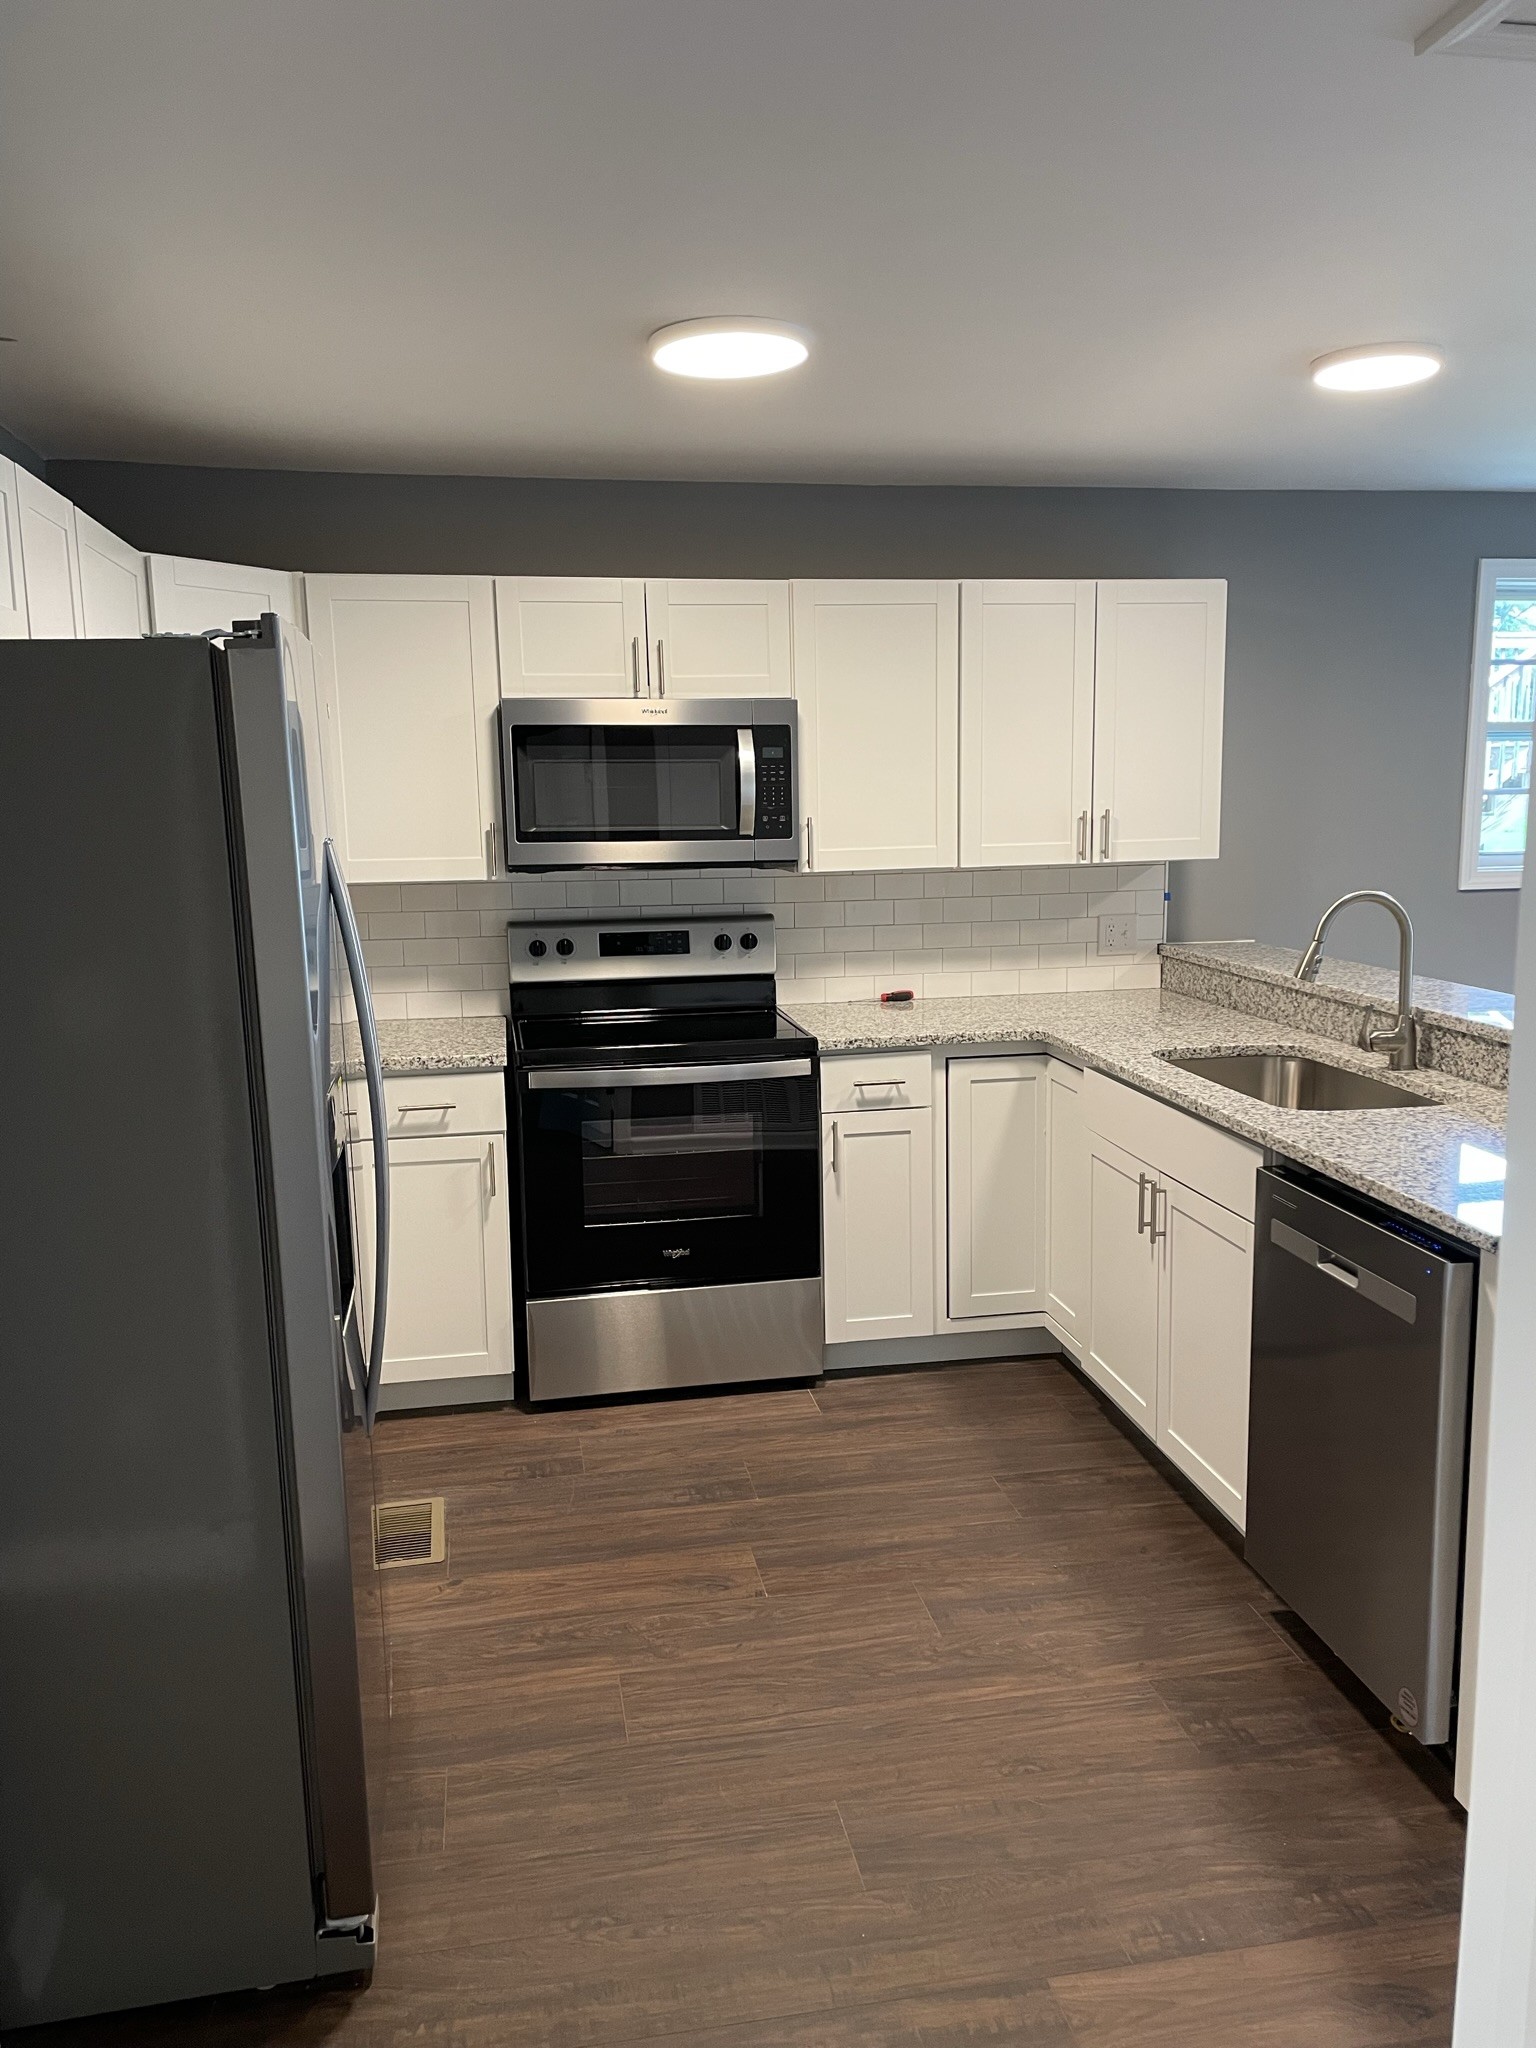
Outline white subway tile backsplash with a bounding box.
[357,862,1168,1013]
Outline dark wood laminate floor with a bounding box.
[44,1357,1464,2046]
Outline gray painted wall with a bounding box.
[1,419,44,478]
[52,461,1536,992]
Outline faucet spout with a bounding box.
[1293,891,1417,1070]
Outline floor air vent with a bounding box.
[374,1497,446,1568]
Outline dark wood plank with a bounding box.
[33,1356,1464,2048]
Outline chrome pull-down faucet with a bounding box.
[1295,890,1418,1071]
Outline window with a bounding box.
[1461,560,1536,890]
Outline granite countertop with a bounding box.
[784,989,1507,1250]
[1162,940,1516,1043]
[337,1015,507,1080]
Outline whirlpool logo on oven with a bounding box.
[662,1246,692,1259]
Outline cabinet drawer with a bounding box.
[821,1052,932,1114]
[350,1069,507,1141]
[1082,1066,1259,1220]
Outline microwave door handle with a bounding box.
[737,728,757,838]
[325,840,390,1432]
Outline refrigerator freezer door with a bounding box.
[0,639,320,2026]
[221,622,386,1930]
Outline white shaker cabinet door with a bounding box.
[1044,1059,1090,1348]
[0,459,28,637]
[75,509,150,638]
[792,581,959,872]
[1084,1129,1161,1434]
[307,574,500,883]
[15,469,83,638]
[146,554,303,634]
[495,577,647,697]
[947,1055,1046,1319]
[1156,1174,1254,1529]
[644,580,793,697]
[822,1106,934,1343]
[960,580,1095,868]
[355,1131,514,1386]
[1092,579,1226,863]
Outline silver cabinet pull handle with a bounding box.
[487,1142,497,1200]
[1077,810,1089,862]
[527,1057,813,1091]
[486,821,499,874]
[804,814,814,870]
[631,635,642,697]
[655,639,666,697]
[737,726,757,838]
[831,1117,841,1178]
[1099,808,1111,861]
[1150,1183,1168,1245]
[1137,1171,1151,1235]
[398,1101,456,1114]
[852,1077,901,1093]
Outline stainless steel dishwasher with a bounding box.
[1246,1168,1476,1746]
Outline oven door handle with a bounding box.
[525,1057,814,1091]
[737,727,756,839]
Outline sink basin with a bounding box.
[1161,1052,1430,1110]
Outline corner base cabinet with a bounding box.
[947,1055,1046,1319]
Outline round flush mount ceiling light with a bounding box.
[648,317,811,380]
[1310,344,1444,393]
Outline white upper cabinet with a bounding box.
[792,580,959,872]
[960,581,1095,868]
[146,554,303,635]
[645,579,792,697]
[0,459,28,638]
[1092,579,1226,863]
[495,577,647,697]
[306,574,500,884]
[15,469,83,638]
[74,509,150,638]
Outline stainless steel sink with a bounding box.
[1161,1052,1431,1110]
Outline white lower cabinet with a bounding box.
[1084,1130,1162,1433]
[1157,1176,1254,1526]
[1044,1059,1089,1346]
[822,1102,934,1343]
[947,1055,1045,1319]
[352,1073,513,1392]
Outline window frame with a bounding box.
[1459,557,1535,893]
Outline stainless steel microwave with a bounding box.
[497,697,799,869]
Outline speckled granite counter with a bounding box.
[337,1015,507,1080]
[783,989,1507,1249]
[1162,939,1515,1041]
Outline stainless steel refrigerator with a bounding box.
[0,616,393,2030]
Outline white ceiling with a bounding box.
[1,0,1534,488]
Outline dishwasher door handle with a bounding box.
[1270,1216,1419,1324]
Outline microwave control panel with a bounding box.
[755,727,794,840]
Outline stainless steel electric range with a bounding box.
[506,915,822,1403]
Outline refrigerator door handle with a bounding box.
[325,841,390,1430]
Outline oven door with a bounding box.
[517,1055,819,1298]
[498,698,795,866]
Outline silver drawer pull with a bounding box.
[397,1101,456,1114]
[852,1078,902,1091]
[527,1058,813,1091]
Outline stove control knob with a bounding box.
[714,933,733,951]
[556,937,575,957]
[738,930,759,951]
[527,938,547,958]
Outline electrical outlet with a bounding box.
[1099,914,1136,953]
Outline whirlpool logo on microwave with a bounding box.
[662,1246,691,1260]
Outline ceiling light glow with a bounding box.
[1310,344,1444,393]
[649,318,810,380]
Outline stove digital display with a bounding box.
[599,929,692,956]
